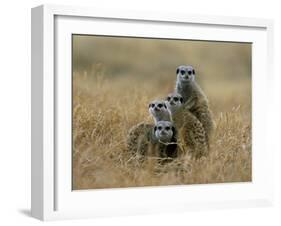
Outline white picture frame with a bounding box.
[31,4,274,221]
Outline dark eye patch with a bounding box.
[188,70,192,75]
[165,126,171,131]
[167,96,171,101]
[157,126,162,130]
[151,104,155,108]
[180,70,185,75]
[174,97,179,102]
[158,104,163,108]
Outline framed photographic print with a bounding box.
[31,4,274,221]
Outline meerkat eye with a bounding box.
[167,97,171,101]
[157,126,162,130]
[188,70,192,75]
[192,69,195,74]
[165,126,171,131]
[176,68,179,74]
[158,104,163,108]
[151,104,155,108]
[174,97,179,102]
[180,70,185,75]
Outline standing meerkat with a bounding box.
[166,92,208,159]
[127,100,177,159]
[175,65,214,143]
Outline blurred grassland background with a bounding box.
[72,35,252,190]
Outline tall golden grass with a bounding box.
[72,36,251,189]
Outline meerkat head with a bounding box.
[153,121,175,143]
[176,65,196,84]
[149,100,170,122]
[165,93,184,114]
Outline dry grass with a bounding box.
[72,70,251,190]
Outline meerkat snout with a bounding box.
[176,65,195,83]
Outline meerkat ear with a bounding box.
[171,126,177,141]
[172,126,176,135]
[176,68,179,74]
[148,104,151,108]
[154,126,157,133]
[180,97,183,103]
[192,69,195,74]
[164,103,167,108]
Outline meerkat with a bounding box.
[175,65,214,143]
[127,101,177,160]
[128,121,177,159]
[166,92,208,159]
